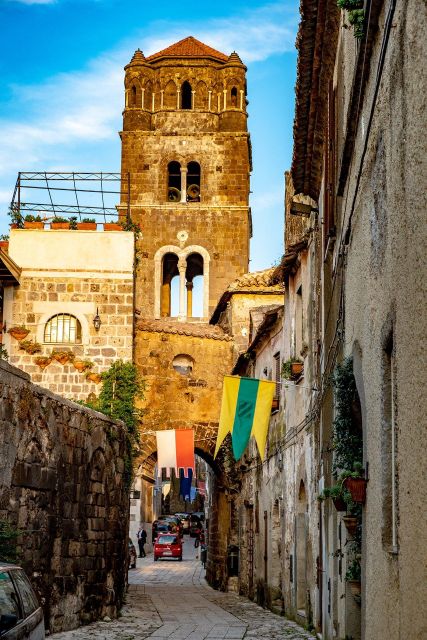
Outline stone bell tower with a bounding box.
[119,36,251,321]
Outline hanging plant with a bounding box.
[337,0,365,39]
[0,345,9,361]
[34,356,52,370]
[73,359,94,373]
[332,357,363,474]
[51,350,74,365]
[19,340,42,355]
[281,358,304,381]
[86,371,102,384]
[8,325,30,341]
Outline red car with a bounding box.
[154,533,183,561]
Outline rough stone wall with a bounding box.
[336,1,427,637]
[0,360,129,634]
[134,327,234,473]
[4,229,134,400]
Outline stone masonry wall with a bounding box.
[0,360,129,634]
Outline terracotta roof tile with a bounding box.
[137,318,232,341]
[146,36,228,63]
[228,267,284,291]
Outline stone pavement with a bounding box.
[51,536,315,639]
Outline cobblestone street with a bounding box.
[51,537,315,639]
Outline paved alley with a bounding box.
[51,537,315,639]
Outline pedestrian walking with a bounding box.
[137,525,147,558]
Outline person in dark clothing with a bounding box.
[137,526,147,558]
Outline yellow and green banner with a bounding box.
[214,375,276,461]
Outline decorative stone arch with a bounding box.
[195,80,208,109]
[226,78,240,108]
[125,76,142,108]
[212,82,224,112]
[163,79,177,109]
[154,244,210,319]
[36,307,91,347]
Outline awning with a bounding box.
[0,249,21,285]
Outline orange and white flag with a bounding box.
[156,429,194,478]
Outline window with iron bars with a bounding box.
[44,313,82,344]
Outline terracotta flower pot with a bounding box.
[347,580,361,598]
[8,328,30,341]
[104,223,123,231]
[52,352,71,365]
[35,357,52,371]
[332,496,347,512]
[344,477,367,504]
[0,241,9,251]
[77,222,97,230]
[51,222,69,230]
[24,221,44,229]
[86,372,102,384]
[291,361,304,377]
[73,360,91,373]
[343,515,358,537]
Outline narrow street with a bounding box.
[51,537,315,639]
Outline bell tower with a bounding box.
[119,36,251,321]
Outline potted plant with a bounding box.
[73,359,94,373]
[341,464,367,504]
[23,214,44,229]
[18,340,42,355]
[34,356,52,370]
[318,484,349,512]
[86,371,102,384]
[8,206,23,229]
[104,221,123,231]
[8,325,30,341]
[50,216,70,230]
[0,234,9,250]
[51,350,73,365]
[346,558,361,599]
[77,218,97,231]
[281,358,304,381]
[343,515,358,537]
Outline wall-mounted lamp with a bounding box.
[93,308,102,332]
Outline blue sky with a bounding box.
[0,0,298,271]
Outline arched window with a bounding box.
[44,313,81,344]
[231,86,238,107]
[187,162,200,202]
[181,81,192,109]
[130,85,137,107]
[161,253,179,317]
[172,354,194,376]
[167,162,181,202]
[186,252,203,317]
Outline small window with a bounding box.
[231,86,238,106]
[168,161,181,202]
[181,81,192,109]
[130,85,137,107]
[44,314,81,344]
[172,354,194,376]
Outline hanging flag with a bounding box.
[179,468,193,500]
[162,482,171,497]
[214,376,276,461]
[156,429,195,478]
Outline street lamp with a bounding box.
[93,308,102,331]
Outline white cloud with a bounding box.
[0,2,297,232]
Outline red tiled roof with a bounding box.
[137,318,233,341]
[146,36,228,63]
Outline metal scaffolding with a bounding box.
[10,172,130,222]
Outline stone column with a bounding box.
[151,92,155,111]
[160,282,171,317]
[208,91,212,111]
[191,91,195,109]
[217,94,221,111]
[186,282,194,318]
[180,168,188,204]
[125,90,128,108]
[177,90,181,109]
[240,90,244,110]
[178,258,187,319]
[141,88,145,110]
[160,90,164,109]
[223,89,227,110]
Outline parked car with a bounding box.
[153,534,183,562]
[174,513,190,534]
[152,520,174,542]
[191,511,205,522]
[128,538,137,569]
[0,563,44,639]
[162,516,183,535]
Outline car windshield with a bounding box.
[157,535,177,545]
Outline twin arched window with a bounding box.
[161,252,204,318]
[44,313,82,344]
[167,161,201,202]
